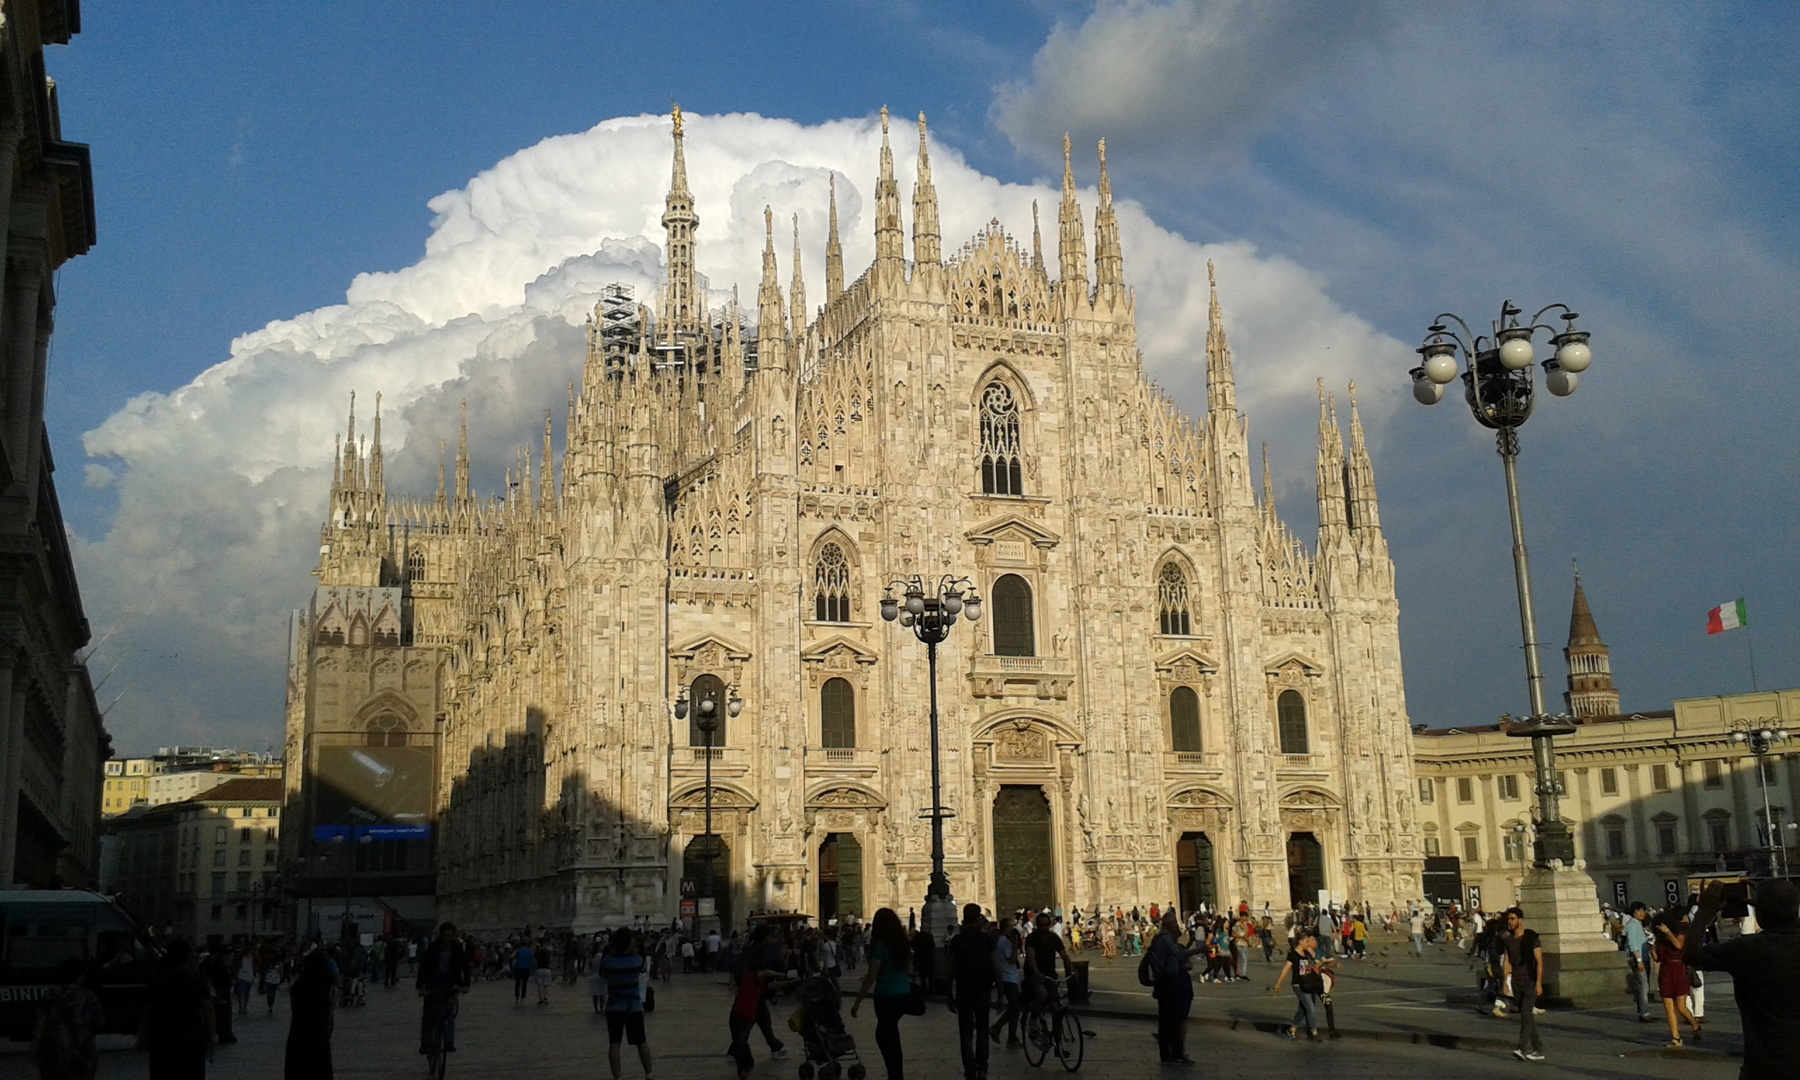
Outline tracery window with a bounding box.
[1277,690,1309,755]
[979,381,1023,496]
[407,550,426,582]
[814,543,851,623]
[365,714,408,748]
[1169,686,1202,753]
[1157,562,1192,636]
[821,677,855,749]
[991,574,1034,657]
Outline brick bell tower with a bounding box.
[1563,567,1620,718]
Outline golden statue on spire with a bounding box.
[671,101,683,136]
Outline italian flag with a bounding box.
[1706,599,1748,635]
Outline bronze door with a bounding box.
[1286,832,1324,908]
[1176,831,1217,914]
[992,785,1054,916]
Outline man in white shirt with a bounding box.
[1409,910,1426,956]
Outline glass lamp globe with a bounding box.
[1412,375,1446,405]
[943,593,963,615]
[879,597,898,622]
[964,598,982,621]
[1545,365,1578,397]
[1499,336,1536,370]
[1554,340,1591,373]
[1423,351,1458,385]
[905,594,925,615]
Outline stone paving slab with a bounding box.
[0,941,1742,1080]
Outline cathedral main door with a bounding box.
[1176,832,1217,914]
[992,785,1054,916]
[1286,832,1325,908]
[817,833,863,920]
[684,835,731,930]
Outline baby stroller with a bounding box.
[794,974,865,1080]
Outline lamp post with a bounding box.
[1511,822,1531,901]
[333,830,373,941]
[880,573,982,946]
[1729,719,1790,877]
[676,679,741,932]
[1411,300,1593,869]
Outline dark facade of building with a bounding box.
[0,0,105,890]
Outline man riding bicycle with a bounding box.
[1023,912,1070,1021]
[416,922,472,1057]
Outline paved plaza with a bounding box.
[0,934,1745,1079]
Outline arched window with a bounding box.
[1277,690,1308,755]
[1169,686,1202,753]
[687,673,726,748]
[365,714,408,748]
[407,550,426,582]
[1158,562,1192,636]
[979,381,1023,495]
[992,574,1034,657]
[821,677,855,749]
[814,543,851,622]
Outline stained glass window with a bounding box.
[814,543,851,622]
[979,382,1023,495]
[1158,563,1192,635]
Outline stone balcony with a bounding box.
[1163,750,1227,776]
[802,746,879,778]
[671,746,750,779]
[968,654,1073,700]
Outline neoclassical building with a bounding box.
[284,109,1422,934]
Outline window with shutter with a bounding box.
[1277,691,1308,755]
[1169,687,1202,753]
[991,574,1034,657]
[821,678,856,749]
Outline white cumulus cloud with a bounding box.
[75,110,1404,750]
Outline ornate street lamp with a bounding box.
[1730,719,1790,877]
[676,679,741,931]
[1511,821,1531,902]
[880,573,982,946]
[1411,300,1593,868]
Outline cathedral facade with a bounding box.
[284,109,1423,934]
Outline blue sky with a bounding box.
[48,2,1800,752]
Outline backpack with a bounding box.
[1137,947,1159,986]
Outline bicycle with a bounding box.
[1021,977,1085,1071]
[421,989,462,1078]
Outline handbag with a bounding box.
[905,981,927,1016]
[644,984,655,1013]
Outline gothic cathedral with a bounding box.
[284,108,1423,934]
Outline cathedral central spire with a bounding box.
[1093,139,1123,295]
[661,104,702,333]
[1205,262,1236,415]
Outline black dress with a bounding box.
[284,952,335,1080]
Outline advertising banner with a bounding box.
[315,745,432,827]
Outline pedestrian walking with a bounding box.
[1686,878,1800,1080]
[137,939,215,1080]
[1622,902,1655,1021]
[284,945,337,1080]
[1149,910,1200,1065]
[1270,929,1327,1041]
[727,953,794,1080]
[989,917,1024,1048]
[1500,908,1544,1062]
[600,928,654,1080]
[1408,908,1426,957]
[850,907,917,1080]
[1651,911,1702,1048]
[946,904,1000,1080]
[512,938,535,1003]
[30,960,101,1080]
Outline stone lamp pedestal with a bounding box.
[1518,860,1620,1008]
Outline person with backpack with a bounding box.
[1143,911,1200,1065]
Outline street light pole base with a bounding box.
[1517,863,1617,1008]
[921,893,958,949]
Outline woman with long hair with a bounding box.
[849,907,914,1080]
[1653,910,1702,1048]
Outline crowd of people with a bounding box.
[23,881,1800,1080]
